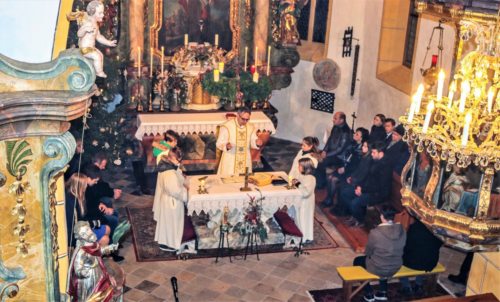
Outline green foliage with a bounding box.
[239,72,272,102]
[201,72,238,101]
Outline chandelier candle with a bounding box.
[415,84,424,113]
[408,97,417,123]
[447,81,456,108]
[487,87,495,113]
[459,80,470,113]
[461,112,472,147]
[437,69,445,101]
[422,101,434,133]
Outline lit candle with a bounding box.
[214,69,220,82]
[244,47,248,72]
[253,72,259,83]
[288,175,292,187]
[161,46,164,75]
[414,84,424,114]
[218,62,224,73]
[487,86,495,113]
[137,47,141,78]
[214,34,219,47]
[447,81,456,108]
[184,34,189,47]
[200,179,206,188]
[436,69,445,101]
[459,80,470,113]
[461,112,472,147]
[255,46,258,66]
[150,47,153,77]
[473,87,481,100]
[266,45,271,76]
[422,101,434,133]
[408,96,416,123]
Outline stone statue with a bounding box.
[70,0,117,77]
[67,221,118,302]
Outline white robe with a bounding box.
[216,119,259,176]
[152,167,188,250]
[296,174,316,241]
[288,150,319,180]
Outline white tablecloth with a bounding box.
[135,112,276,140]
[186,172,302,216]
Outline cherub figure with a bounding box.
[67,221,118,302]
[70,0,117,77]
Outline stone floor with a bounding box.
[105,138,467,302]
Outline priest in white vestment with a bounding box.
[216,107,262,176]
[152,149,188,251]
[293,158,316,242]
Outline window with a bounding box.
[296,0,332,62]
[403,3,419,68]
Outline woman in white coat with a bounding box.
[289,136,320,179]
[152,148,189,251]
[293,157,317,242]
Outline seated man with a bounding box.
[315,111,352,189]
[382,118,395,148]
[353,206,406,302]
[338,142,392,226]
[384,125,410,175]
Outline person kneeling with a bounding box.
[352,206,406,302]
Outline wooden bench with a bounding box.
[336,263,446,301]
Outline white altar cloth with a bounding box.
[135,112,276,140]
[186,172,302,217]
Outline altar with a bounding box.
[136,111,276,166]
[186,172,303,249]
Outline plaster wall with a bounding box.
[0,0,60,63]
[270,0,367,146]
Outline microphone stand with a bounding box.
[171,276,179,302]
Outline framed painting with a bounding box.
[150,0,240,58]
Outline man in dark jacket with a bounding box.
[339,142,392,226]
[399,218,443,298]
[353,206,406,302]
[384,124,410,175]
[315,111,352,189]
[383,118,396,148]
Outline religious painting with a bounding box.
[150,0,239,57]
[410,151,433,199]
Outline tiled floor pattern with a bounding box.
[102,138,467,301]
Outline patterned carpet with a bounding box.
[127,206,339,262]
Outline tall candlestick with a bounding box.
[266,45,271,76]
[137,47,141,78]
[414,84,424,114]
[408,96,417,123]
[150,47,153,77]
[214,34,219,47]
[214,69,220,82]
[255,46,258,66]
[218,62,224,73]
[422,101,434,133]
[244,47,248,72]
[161,46,164,75]
[459,80,470,113]
[253,72,259,83]
[436,69,445,101]
[487,86,495,113]
[184,34,189,47]
[461,112,472,147]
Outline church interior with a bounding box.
[0,0,499,301]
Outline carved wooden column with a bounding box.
[0,50,96,301]
[253,0,270,64]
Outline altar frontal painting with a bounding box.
[153,0,234,56]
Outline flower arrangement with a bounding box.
[233,194,268,242]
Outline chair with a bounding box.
[273,211,307,257]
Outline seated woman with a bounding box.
[293,158,317,243]
[368,113,386,144]
[65,173,111,247]
[288,136,320,179]
[152,148,189,252]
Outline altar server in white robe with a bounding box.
[293,158,316,242]
[216,106,262,176]
[152,148,189,251]
[289,136,320,179]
